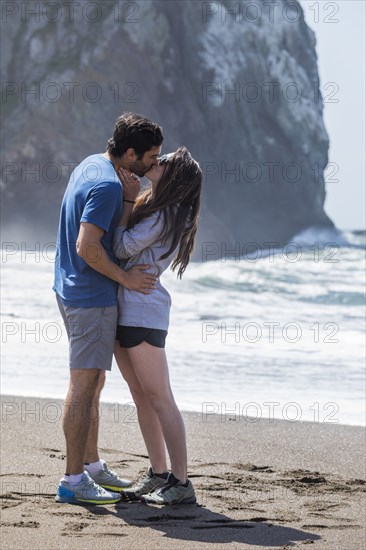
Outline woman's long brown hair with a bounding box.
[127,146,203,278]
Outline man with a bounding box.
[53,113,163,504]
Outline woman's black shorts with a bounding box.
[116,325,168,349]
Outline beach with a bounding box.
[1,395,365,550]
[3,235,366,428]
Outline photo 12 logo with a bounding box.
[201,241,340,263]
[200,160,339,185]
[201,401,340,424]
[201,321,340,344]
[1,1,140,24]
[1,81,140,106]
[201,81,339,105]
[201,1,340,24]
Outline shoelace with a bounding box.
[104,465,119,479]
[158,485,183,503]
[134,475,152,490]
[84,476,105,495]
[159,480,179,495]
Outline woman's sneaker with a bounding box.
[55,471,121,505]
[122,467,168,500]
[88,460,132,492]
[141,473,196,505]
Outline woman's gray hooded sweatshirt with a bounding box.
[113,210,179,330]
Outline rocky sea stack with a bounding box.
[1,0,335,259]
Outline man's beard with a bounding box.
[134,168,148,177]
[130,161,151,177]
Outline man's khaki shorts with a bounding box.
[56,294,118,371]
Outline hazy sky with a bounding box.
[299,0,365,230]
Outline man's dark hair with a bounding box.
[107,112,163,159]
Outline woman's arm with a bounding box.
[113,211,164,259]
[118,201,134,227]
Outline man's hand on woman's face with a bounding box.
[118,168,140,201]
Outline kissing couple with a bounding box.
[53,112,202,506]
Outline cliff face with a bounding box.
[1,0,334,259]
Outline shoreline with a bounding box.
[1,392,365,429]
[1,395,365,549]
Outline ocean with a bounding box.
[1,227,365,426]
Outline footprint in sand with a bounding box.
[40,447,66,460]
[1,520,39,528]
[61,521,90,535]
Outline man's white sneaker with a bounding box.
[88,460,132,492]
[55,471,121,505]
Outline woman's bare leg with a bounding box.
[114,343,168,474]
[126,342,187,482]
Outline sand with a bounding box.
[1,395,365,550]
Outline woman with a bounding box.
[113,147,202,505]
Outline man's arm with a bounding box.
[76,222,157,294]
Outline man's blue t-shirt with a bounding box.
[53,154,123,308]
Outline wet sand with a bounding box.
[1,396,365,549]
